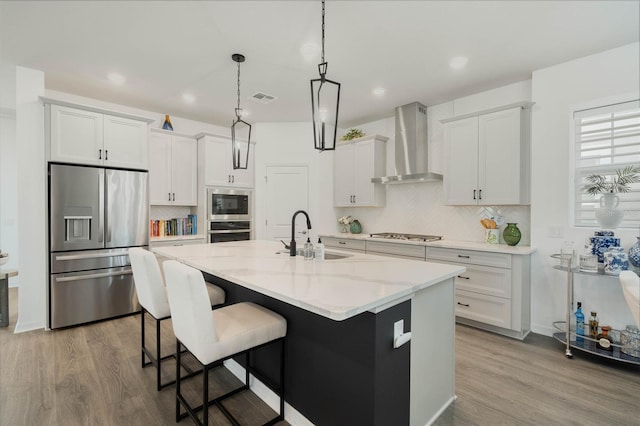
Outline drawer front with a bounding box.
[455,264,511,299]
[426,247,511,268]
[323,237,366,253]
[366,241,426,260]
[455,290,511,329]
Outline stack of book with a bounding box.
[150,214,197,237]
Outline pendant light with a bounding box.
[310,0,341,151]
[231,53,251,170]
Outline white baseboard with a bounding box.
[531,323,555,337]
[13,319,44,333]
[425,395,456,426]
[224,359,314,426]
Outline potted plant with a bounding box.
[583,165,640,229]
[341,128,365,141]
[338,215,353,233]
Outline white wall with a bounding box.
[530,42,640,335]
[0,63,19,285]
[15,66,46,332]
[253,122,335,240]
[337,80,532,245]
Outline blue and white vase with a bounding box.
[603,247,629,275]
[590,233,621,263]
[629,237,640,268]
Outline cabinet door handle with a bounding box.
[478,189,482,200]
[172,193,175,201]
[457,302,470,307]
[339,241,346,245]
[457,254,470,259]
[473,189,476,200]
[353,195,356,203]
[457,275,470,280]
[105,149,108,160]
[99,149,102,160]
[168,193,171,202]
[228,175,231,183]
[232,175,235,183]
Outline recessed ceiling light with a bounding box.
[107,72,125,85]
[449,56,469,70]
[182,93,196,103]
[372,87,386,96]
[300,43,320,61]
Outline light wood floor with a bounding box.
[1,287,639,425]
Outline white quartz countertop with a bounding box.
[321,233,536,255]
[152,240,465,321]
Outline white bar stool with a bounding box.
[129,247,225,390]
[163,260,287,426]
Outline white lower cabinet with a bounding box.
[322,237,366,253]
[426,246,531,340]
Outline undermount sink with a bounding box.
[275,250,352,260]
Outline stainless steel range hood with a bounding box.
[372,102,442,184]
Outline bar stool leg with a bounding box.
[141,308,146,368]
[156,317,162,391]
[176,340,182,423]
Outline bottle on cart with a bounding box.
[589,311,599,339]
[575,302,585,342]
[596,325,614,351]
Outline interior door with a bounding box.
[265,165,309,245]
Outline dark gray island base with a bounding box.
[206,272,411,426]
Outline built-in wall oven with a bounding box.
[207,188,252,243]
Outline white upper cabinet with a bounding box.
[46,100,152,170]
[103,114,149,169]
[197,133,254,188]
[333,134,387,207]
[149,130,197,206]
[50,105,104,166]
[443,102,532,205]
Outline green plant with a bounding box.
[341,128,365,141]
[583,165,640,195]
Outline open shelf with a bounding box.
[552,321,640,365]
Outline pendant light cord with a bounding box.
[236,60,241,116]
[321,0,325,64]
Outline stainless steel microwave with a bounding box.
[207,188,252,221]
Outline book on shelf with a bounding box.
[149,214,198,237]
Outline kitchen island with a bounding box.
[153,240,465,426]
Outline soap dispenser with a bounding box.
[304,238,313,260]
[315,237,325,261]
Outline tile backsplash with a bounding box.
[336,182,531,245]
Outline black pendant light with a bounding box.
[231,53,251,170]
[310,0,341,151]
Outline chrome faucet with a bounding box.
[290,210,312,256]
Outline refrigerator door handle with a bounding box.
[55,250,130,261]
[105,173,111,243]
[98,170,104,243]
[54,268,133,283]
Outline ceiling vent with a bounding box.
[250,92,277,104]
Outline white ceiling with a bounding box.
[1,1,638,127]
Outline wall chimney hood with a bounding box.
[371,102,442,184]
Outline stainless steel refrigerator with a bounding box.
[49,164,148,328]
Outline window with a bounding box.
[573,99,640,228]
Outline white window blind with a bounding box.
[574,99,640,228]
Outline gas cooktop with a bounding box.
[369,233,443,242]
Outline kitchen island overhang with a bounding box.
[153,240,465,426]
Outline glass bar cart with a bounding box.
[550,253,640,365]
